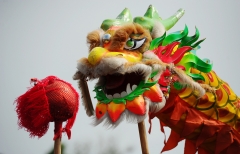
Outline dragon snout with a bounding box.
[88,47,143,66]
[88,47,108,65]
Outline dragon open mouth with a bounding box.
[94,69,157,104]
[103,72,143,99]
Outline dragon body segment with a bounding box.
[180,69,240,128]
[152,27,240,131]
[150,27,240,153]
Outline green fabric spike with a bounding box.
[191,38,206,49]
[173,82,184,90]
[202,58,211,64]
[180,27,200,47]
[149,32,166,50]
[94,87,111,104]
[143,81,157,88]
[112,98,126,104]
[150,71,159,78]
[186,73,205,81]
[162,25,188,46]
[179,54,212,72]
[177,53,213,81]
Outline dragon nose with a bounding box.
[88,47,124,66]
[88,47,107,65]
[88,47,143,66]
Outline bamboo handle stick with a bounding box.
[138,121,149,154]
[54,137,61,154]
[54,121,62,154]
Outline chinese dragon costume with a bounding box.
[73,5,240,154]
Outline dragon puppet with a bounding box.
[73,5,240,154]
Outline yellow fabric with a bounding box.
[178,68,240,131]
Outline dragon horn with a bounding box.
[133,5,164,38]
[101,8,132,31]
[134,5,185,38]
[116,8,132,22]
[143,5,162,20]
[160,9,185,31]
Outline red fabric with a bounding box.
[15,76,79,140]
[148,113,152,134]
[161,130,181,153]
[184,140,197,154]
[154,42,192,64]
[226,141,240,154]
[196,120,220,147]
[150,92,240,153]
[16,78,53,138]
[215,125,233,153]
[160,120,167,144]
[198,148,209,154]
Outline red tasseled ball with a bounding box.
[15,76,79,140]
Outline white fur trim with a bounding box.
[143,50,161,60]
[86,29,105,48]
[124,63,152,81]
[151,22,166,39]
[76,56,158,81]
[151,63,166,81]
[91,106,148,128]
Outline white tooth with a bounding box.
[121,91,127,97]
[126,83,132,94]
[107,94,113,99]
[132,85,137,91]
[113,93,121,98]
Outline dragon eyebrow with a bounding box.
[130,33,143,37]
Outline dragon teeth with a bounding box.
[132,84,137,91]
[126,83,132,94]
[121,91,127,97]
[106,94,113,99]
[106,83,137,99]
[113,93,121,98]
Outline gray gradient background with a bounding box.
[1,1,240,154]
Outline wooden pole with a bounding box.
[54,121,62,154]
[138,121,149,154]
[54,137,61,154]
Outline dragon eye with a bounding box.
[124,38,146,50]
[102,33,111,44]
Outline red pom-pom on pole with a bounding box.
[15,76,79,153]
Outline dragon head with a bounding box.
[73,5,188,126]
